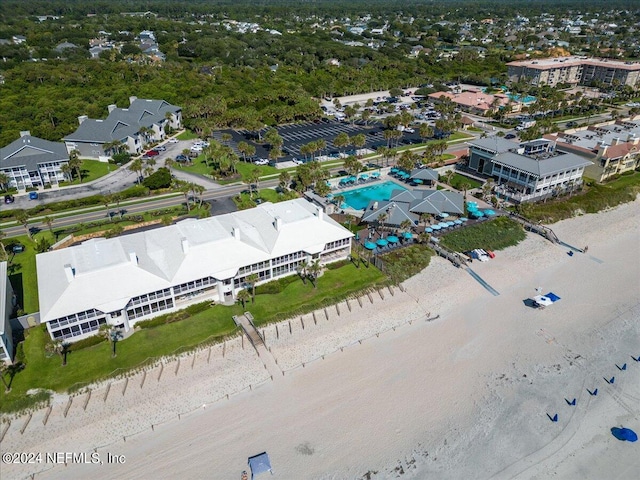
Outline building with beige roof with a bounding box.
[507,56,640,87]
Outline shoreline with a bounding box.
[1,200,639,479]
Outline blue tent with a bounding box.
[248,452,273,478]
[611,427,638,442]
[545,292,561,302]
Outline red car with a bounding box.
[145,150,160,157]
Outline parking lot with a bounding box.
[223,119,424,163]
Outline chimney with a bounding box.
[315,205,324,220]
[78,115,88,125]
[129,252,138,264]
[232,227,241,240]
[19,130,30,137]
[181,237,189,254]
[274,216,282,231]
[129,95,137,105]
[107,104,117,113]
[64,264,75,282]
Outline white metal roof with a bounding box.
[36,199,352,322]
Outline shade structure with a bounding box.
[425,228,433,233]
[438,222,449,228]
[400,171,410,178]
[484,209,496,216]
[431,224,441,230]
[376,238,389,246]
[611,427,638,442]
[390,167,399,173]
[467,205,479,211]
[460,217,469,222]
[467,201,478,208]
[470,210,484,217]
[454,219,463,225]
[387,235,399,243]
[371,172,380,177]
[403,231,413,239]
[359,174,369,179]
[348,176,357,182]
[413,178,423,184]
[248,452,273,478]
[439,212,450,218]
[364,241,377,250]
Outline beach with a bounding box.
[1,200,639,480]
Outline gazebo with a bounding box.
[409,167,439,185]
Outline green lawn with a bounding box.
[518,171,640,224]
[59,160,112,186]
[233,188,299,209]
[379,244,433,283]
[440,217,526,252]
[5,233,49,314]
[175,158,281,183]
[446,173,482,190]
[0,261,385,413]
[176,130,199,140]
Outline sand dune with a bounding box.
[2,200,639,480]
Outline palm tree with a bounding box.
[129,158,144,182]
[248,168,260,198]
[15,210,31,239]
[296,260,309,284]
[102,327,123,357]
[237,289,251,309]
[246,273,259,303]
[61,163,73,182]
[0,172,9,191]
[221,133,232,145]
[190,183,205,208]
[307,260,322,288]
[237,141,255,162]
[460,182,471,200]
[68,150,83,182]
[278,171,291,191]
[351,133,366,157]
[0,362,24,392]
[45,340,70,366]
[42,216,54,235]
[482,179,494,202]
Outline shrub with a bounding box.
[142,167,172,190]
[68,334,107,352]
[255,275,299,295]
[111,152,131,165]
[185,301,210,315]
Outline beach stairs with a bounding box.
[508,212,560,244]
[234,312,282,378]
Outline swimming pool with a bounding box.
[508,93,537,104]
[340,181,407,210]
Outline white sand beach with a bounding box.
[2,200,639,480]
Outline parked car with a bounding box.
[566,121,578,128]
[29,191,39,200]
[4,194,14,204]
[156,146,166,151]
[504,133,516,139]
[145,150,160,156]
[11,243,25,254]
[404,127,415,134]
[168,138,179,143]
[175,154,188,162]
[292,158,303,165]
[253,158,269,166]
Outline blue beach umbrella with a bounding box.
[390,167,398,173]
[364,241,377,250]
[460,217,469,222]
[403,232,413,239]
[431,224,441,231]
[387,235,399,243]
[413,178,423,184]
[425,228,433,233]
[454,219,463,225]
[376,238,389,246]
[484,209,496,216]
[446,221,455,227]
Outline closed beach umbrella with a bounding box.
[387,235,399,243]
[376,238,388,246]
[364,241,377,250]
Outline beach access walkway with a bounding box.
[234,312,283,379]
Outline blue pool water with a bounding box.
[508,93,537,104]
[340,181,407,210]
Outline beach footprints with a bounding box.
[295,442,315,456]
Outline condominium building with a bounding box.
[507,56,640,88]
[36,199,353,342]
[467,137,592,203]
[544,118,640,182]
[0,131,69,190]
[0,262,15,364]
[63,96,181,160]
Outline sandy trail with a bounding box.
[1,201,639,480]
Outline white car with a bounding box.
[404,128,415,134]
[168,138,179,143]
[254,158,269,166]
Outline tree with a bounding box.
[419,123,434,143]
[237,141,255,162]
[0,362,24,392]
[0,172,9,190]
[278,171,291,191]
[61,163,73,182]
[35,236,52,253]
[46,340,70,366]
[351,133,366,157]
[343,156,362,176]
[460,182,471,199]
[296,260,309,284]
[389,87,404,97]
[0,230,7,262]
[246,273,259,303]
[129,158,144,182]
[15,210,31,239]
[333,132,350,155]
[221,133,232,145]
[237,289,250,309]
[248,168,261,198]
[142,168,172,190]
[191,183,205,208]
[307,260,322,288]
[68,150,83,182]
[398,150,416,172]
[102,326,123,357]
[482,179,494,202]
[43,216,54,235]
